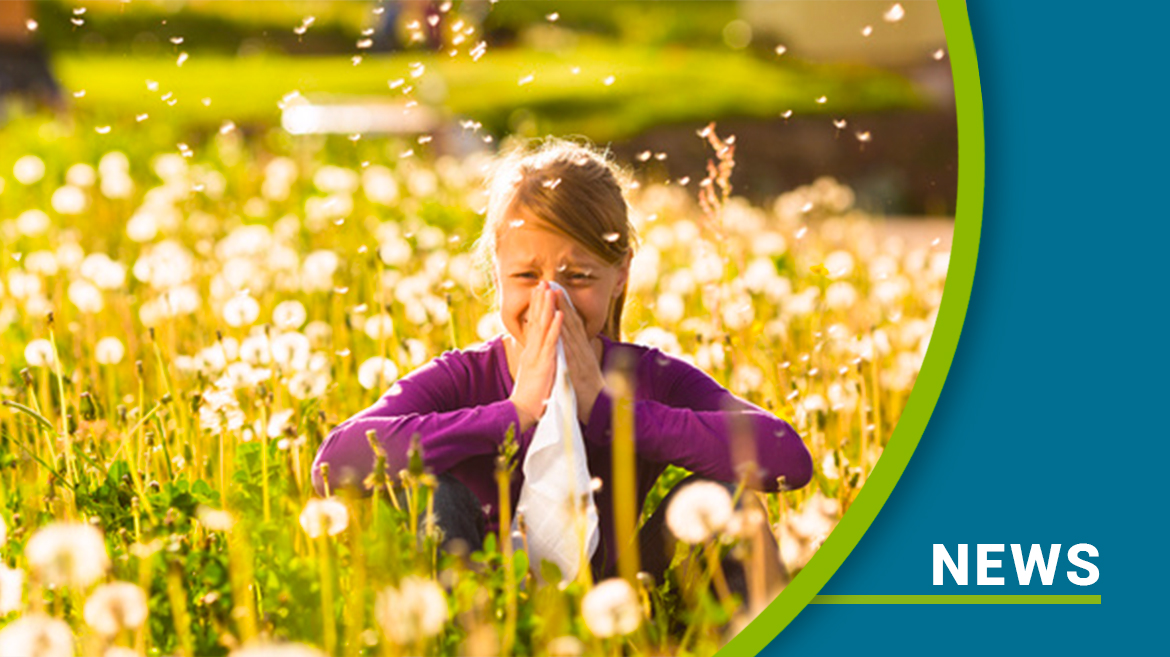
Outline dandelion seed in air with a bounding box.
[833,119,847,129]
[571,66,580,74]
[167,98,177,106]
[933,48,946,60]
[884,3,906,23]
[26,19,38,31]
[678,176,690,185]
[547,12,560,22]
[136,113,149,122]
[71,18,84,27]
[176,52,188,66]
[509,219,525,228]
[201,97,211,106]
[796,226,808,239]
[161,92,173,101]
[146,79,159,91]
[73,89,86,98]
[427,15,440,27]
[470,41,487,61]
[349,133,362,142]
[856,130,872,143]
[373,6,384,15]
[170,36,184,45]
[603,232,621,243]
[782,109,793,119]
[775,44,787,56]
[816,95,828,104]
[73,7,86,15]
[219,121,236,135]
[603,75,616,86]
[95,126,111,135]
[518,73,534,85]
[931,237,941,247]
[637,151,652,162]
[401,149,414,158]
[542,178,562,189]
[801,201,814,213]
[410,62,426,78]
[418,135,432,144]
[352,55,363,65]
[862,25,874,37]
[357,38,373,49]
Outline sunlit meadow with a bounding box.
[0,3,949,656]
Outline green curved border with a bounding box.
[721,2,985,655]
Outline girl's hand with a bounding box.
[509,281,564,432]
[552,289,607,424]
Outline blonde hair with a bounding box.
[472,138,639,341]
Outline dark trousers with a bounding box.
[426,473,785,598]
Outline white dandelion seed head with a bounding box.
[94,337,125,365]
[272,300,307,330]
[51,185,88,215]
[581,578,642,638]
[0,564,24,616]
[300,498,350,538]
[0,614,74,657]
[374,576,449,645]
[24,339,56,368]
[17,209,51,237]
[83,582,148,636]
[13,155,46,185]
[25,522,110,588]
[196,506,235,532]
[665,481,734,544]
[358,357,399,391]
[222,294,260,328]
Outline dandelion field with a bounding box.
[0,3,952,656]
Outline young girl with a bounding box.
[311,139,812,584]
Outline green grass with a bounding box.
[55,44,922,142]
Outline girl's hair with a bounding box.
[472,138,639,341]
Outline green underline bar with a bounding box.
[812,595,1101,605]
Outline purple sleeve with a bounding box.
[583,351,812,492]
[310,352,521,496]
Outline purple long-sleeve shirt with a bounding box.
[311,332,811,575]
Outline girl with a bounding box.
[311,139,812,585]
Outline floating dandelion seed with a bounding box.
[571,66,580,74]
[518,73,535,85]
[655,152,668,161]
[167,98,177,106]
[933,48,946,60]
[73,7,86,15]
[547,12,560,21]
[357,38,373,49]
[678,176,690,185]
[26,19,38,31]
[161,92,173,101]
[419,135,432,144]
[202,97,211,106]
[136,113,148,122]
[401,149,414,158]
[816,95,828,104]
[603,75,616,86]
[219,120,236,135]
[170,36,184,44]
[352,55,363,65]
[410,62,426,78]
[862,25,874,37]
[373,6,384,15]
[801,201,814,213]
[71,17,84,26]
[637,151,652,162]
[931,237,941,247]
[470,41,487,61]
[603,232,621,243]
[73,89,85,98]
[176,52,188,66]
[856,130,872,143]
[363,27,375,36]
[796,226,808,239]
[775,44,787,55]
[542,178,562,189]
[146,79,159,91]
[884,3,906,22]
[95,126,111,134]
[389,78,404,89]
[509,219,525,228]
[833,119,847,129]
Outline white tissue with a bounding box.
[511,281,601,583]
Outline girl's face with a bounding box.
[496,208,630,345]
